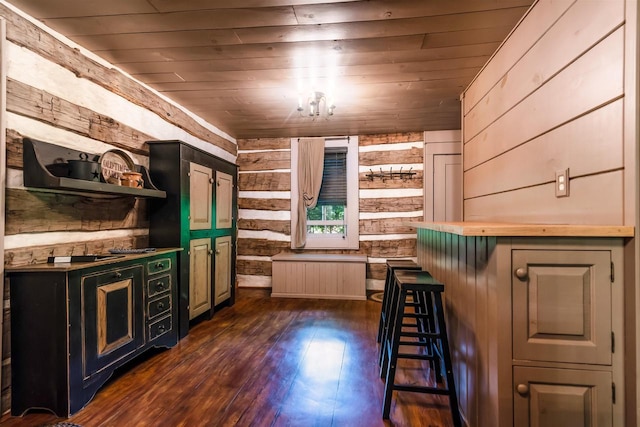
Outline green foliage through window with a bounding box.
[307,204,346,235]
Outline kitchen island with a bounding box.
[410,222,633,427]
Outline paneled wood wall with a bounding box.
[236,132,424,289]
[0,4,236,414]
[461,0,628,225]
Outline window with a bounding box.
[307,147,347,235]
[291,136,359,249]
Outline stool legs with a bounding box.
[432,291,462,427]
[382,285,408,418]
[380,271,461,427]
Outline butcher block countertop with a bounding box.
[5,248,182,273]
[409,222,634,237]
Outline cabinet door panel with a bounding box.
[189,238,211,319]
[216,171,233,229]
[214,236,232,304]
[512,250,611,365]
[514,366,612,427]
[82,265,144,379]
[189,162,213,230]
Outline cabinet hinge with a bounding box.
[610,261,615,283]
[612,382,616,404]
[611,331,615,354]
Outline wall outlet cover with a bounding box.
[555,168,569,197]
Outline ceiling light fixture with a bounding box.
[297,90,336,117]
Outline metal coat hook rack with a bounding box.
[365,167,416,182]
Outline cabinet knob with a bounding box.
[156,262,164,269]
[215,249,221,255]
[114,271,122,279]
[515,267,528,280]
[158,324,166,332]
[157,302,165,310]
[208,249,213,255]
[156,282,165,291]
[209,178,214,184]
[516,383,529,396]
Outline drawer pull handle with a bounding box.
[114,271,122,279]
[515,268,528,280]
[156,282,165,291]
[157,302,165,310]
[155,262,164,269]
[158,324,166,332]
[516,383,529,396]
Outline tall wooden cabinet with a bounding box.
[148,140,237,338]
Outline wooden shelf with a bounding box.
[22,137,166,199]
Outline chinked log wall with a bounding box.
[236,132,424,289]
[0,4,237,414]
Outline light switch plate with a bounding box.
[555,168,569,197]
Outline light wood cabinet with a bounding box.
[189,237,212,319]
[214,235,232,305]
[189,162,213,230]
[513,367,612,427]
[512,250,612,365]
[149,140,237,338]
[414,226,627,426]
[216,170,233,229]
[511,248,618,427]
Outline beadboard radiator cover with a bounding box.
[271,253,367,300]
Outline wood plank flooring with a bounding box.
[1,289,454,426]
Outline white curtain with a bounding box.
[293,138,325,248]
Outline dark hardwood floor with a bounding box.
[1,289,454,426]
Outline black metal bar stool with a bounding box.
[380,270,461,426]
[377,259,421,343]
[377,260,422,371]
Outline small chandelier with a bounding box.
[297,91,335,117]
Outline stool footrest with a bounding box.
[399,331,440,339]
[397,353,438,361]
[398,341,431,347]
[392,384,451,395]
[398,340,430,347]
[401,314,429,320]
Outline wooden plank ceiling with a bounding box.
[6,0,534,139]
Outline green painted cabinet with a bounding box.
[148,140,237,338]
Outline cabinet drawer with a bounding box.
[148,295,171,319]
[147,258,171,275]
[512,250,611,365]
[149,315,172,341]
[147,274,171,298]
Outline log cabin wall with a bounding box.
[0,4,237,413]
[461,0,629,225]
[236,132,424,290]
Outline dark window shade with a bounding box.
[317,147,347,206]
